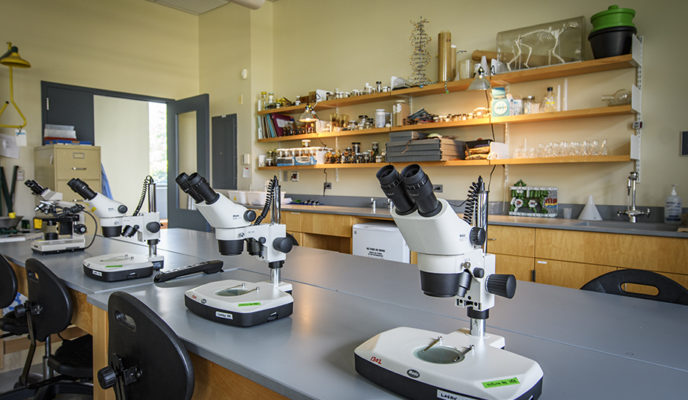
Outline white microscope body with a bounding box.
[68,178,163,281]
[176,172,294,327]
[354,165,543,400]
[25,180,88,253]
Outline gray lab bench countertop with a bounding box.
[87,268,688,400]
[0,236,211,294]
[117,229,688,371]
[266,204,688,238]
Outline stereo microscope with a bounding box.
[354,164,543,400]
[175,172,294,327]
[68,177,163,281]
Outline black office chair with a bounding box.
[581,269,688,305]
[0,255,27,339]
[97,291,194,400]
[0,258,93,400]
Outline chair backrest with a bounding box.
[581,269,688,305]
[25,258,74,341]
[0,255,18,308]
[107,292,194,400]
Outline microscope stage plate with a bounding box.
[185,280,293,327]
[354,327,543,400]
[83,252,155,282]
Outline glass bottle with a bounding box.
[542,87,556,112]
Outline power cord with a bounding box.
[132,175,154,216]
[83,211,98,250]
[322,170,328,196]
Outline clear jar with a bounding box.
[375,109,386,128]
[523,96,536,114]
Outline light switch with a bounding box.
[242,153,251,165]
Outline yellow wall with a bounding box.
[0,0,198,217]
[261,0,688,208]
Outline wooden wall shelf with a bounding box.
[256,55,636,114]
[257,155,629,170]
[260,106,633,141]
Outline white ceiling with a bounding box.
[146,0,272,15]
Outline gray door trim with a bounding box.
[167,94,211,231]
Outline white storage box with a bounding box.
[352,222,410,263]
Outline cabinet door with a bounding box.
[535,229,688,274]
[534,259,616,289]
[282,211,302,232]
[486,226,535,257]
[495,254,534,282]
[300,213,352,237]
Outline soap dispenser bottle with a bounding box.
[664,184,682,224]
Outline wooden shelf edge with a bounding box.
[258,104,306,115]
[492,155,631,165]
[257,128,390,143]
[257,155,629,170]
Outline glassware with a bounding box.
[542,87,556,112]
[601,139,608,155]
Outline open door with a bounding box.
[167,94,210,231]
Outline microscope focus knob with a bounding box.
[469,227,486,246]
[117,205,128,214]
[74,224,87,234]
[146,222,161,233]
[273,237,293,254]
[97,366,117,389]
[487,274,517,299]
[243,210,257,222]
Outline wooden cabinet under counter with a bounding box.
[486,226,535,257]
[495,254,534,282]
[534,259,617,289]
[535,229,688,274]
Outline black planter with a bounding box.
[588,26,637,59]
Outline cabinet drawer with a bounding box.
[55,148,100,180]
[495,254,534,282]
[534,259,616,289]
[535,229,688,274]
[282,211,302,232]
[486,225,535,257]
[300,213,353,237]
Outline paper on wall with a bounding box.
[0,134,20,159]
[15,129,27,147]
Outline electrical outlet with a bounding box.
[432,184,443,193]
[323,182,332,190]
[290,171,299,182]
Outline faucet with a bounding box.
[370,197,376,213]
[617,171,651,223]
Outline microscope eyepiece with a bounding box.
[376,165,415,215]
[188,173,220,205]
[25,180,46,195]
[68,178,97,200]
[176,172,204,203]
[401,164,441,217]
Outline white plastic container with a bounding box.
[352,222,410,263]
[374,109,386,128]
[664,184,682,224]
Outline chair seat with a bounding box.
[49,334,93,379]
[0,310,28,336]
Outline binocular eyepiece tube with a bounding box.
[25,180,46,195]
[68,178,97,200]
[376,164,441,217]
[175,172,219,205]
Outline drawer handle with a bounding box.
[72,167,87,171]
[537,260,548,264]
[487,238,497,241]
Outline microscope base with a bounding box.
[354,327,543,400]
[83,253,156,282]
[185,280,293,327]
[31,237,86,254]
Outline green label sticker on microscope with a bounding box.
[238,302,261,307]
[482,377,520,389]
[105,265,123,268]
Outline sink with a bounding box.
[574,221,680,232]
